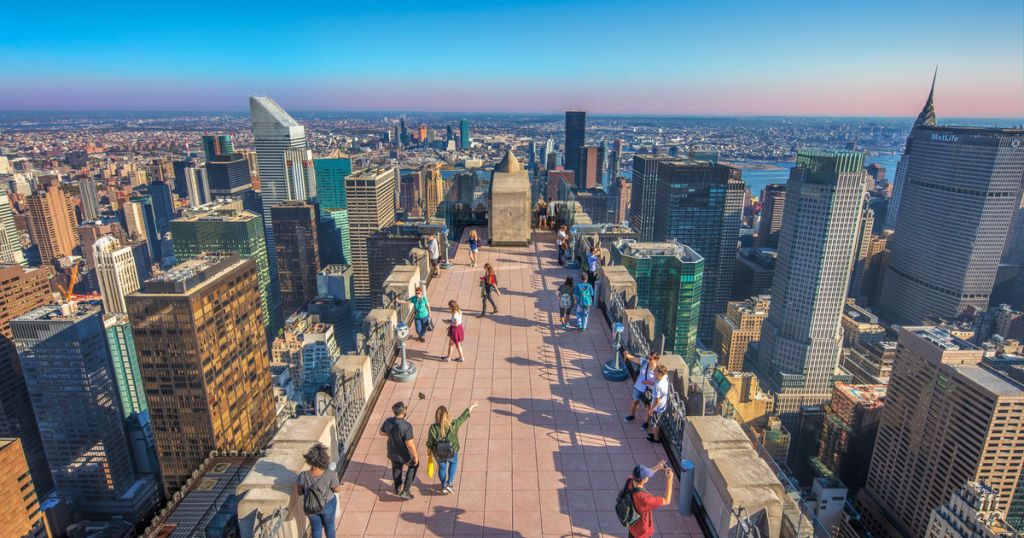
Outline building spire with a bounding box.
[915,67,937,127]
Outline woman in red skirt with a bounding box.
[443,300,466,362]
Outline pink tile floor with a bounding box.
[335,230,703,537]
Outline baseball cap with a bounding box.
[632,465,655,480]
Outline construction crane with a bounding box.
[57,259,83,304]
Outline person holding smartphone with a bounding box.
[625,461,675,538]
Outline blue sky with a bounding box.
[2,0,1022,115]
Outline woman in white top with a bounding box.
[556,225,568,265]
[443,300,466,362]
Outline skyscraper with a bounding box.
[747,149,866,427]
[629,155,672,242]
[0,265,52,495]
[14,302,159,520]
[578,146,601,190]
[126,254,275,495]
[878,82,1024,324]
[313,157,352,210]
[249,96,309,273]
[271,201,320,316]
[201,134,234,162]
[848,206,875,299]
[0,439,44,537]
[884,71,937,231]
[0,193,26,266]
[94,235,140,315]
[170,204,279,334]
[654,160,745,344]
[205,155,253,197]
[612,240,704,358]
[459,118,470,150]
[857,326,1024,537]
[423,163,445,218]
[103,314,148,418]
[80,177,101,221]
[314,158,353,267]
[26,183,79,265]
[609,139,623,181]
[345,167,397,311]
[755,184,786,248]
[184,165,210,207]
[565,111,586,180]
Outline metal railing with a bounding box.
[317,369,366,459]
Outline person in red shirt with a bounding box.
[627,461,675,538]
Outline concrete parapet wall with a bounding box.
[237,416,337,538]
[383,265,422,322]
[600,265,637,308]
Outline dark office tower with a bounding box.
[307,264,357,352]
[271,202,320,316]
[126,255,275,496]
[172,158,191,197]
[599,139,610,190]
[205,155,253,197]
[878,88,1024,324]
[578,146,602,190]
[0,266,52,495]
[629,155,672,242]
[143,181,175,238]
[654,160,745,344]
[609,139,623,181]
[446,125,454,141]
[202,134,234,162]
[127,193,161,262]
[864,163,886,185]
[366,225,425,307]
[885,71,937,231]
[80,177,101,221]
[400,117,410,146]
[454,172,476,204]
[848,206,875,299]
[755,184,786,248]
[733,247,777,299]
[459,118,470,150]
[746,150,866,429]
[565,111,586,179]
[857,327,1024,538]
[14,303,159,520]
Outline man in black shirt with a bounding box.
[379,401,419,499]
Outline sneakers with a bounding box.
[641,421,649,430]
[442,357,451,362]
[646,434,659,444]
[455,357,465,362]
[442,485,454,494]
[399,490,414,500]
[624,415,635,422]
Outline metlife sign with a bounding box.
[930,132,960,143]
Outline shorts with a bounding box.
[470,247,479,254]
[632,387,645,402]
[559,307,571,318]
[430,257,440,268]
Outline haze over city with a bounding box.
[3,0,1023,116]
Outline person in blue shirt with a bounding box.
[466,230,480,268]
[586,247,600,288]
[573,273,595,330]
[398,287,431,342]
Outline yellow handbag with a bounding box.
[426,452,435,478]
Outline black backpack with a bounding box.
[302,471,330,515]
[615,483,643,527]
[435,438,456,462]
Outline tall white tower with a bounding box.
[94,235,140,314]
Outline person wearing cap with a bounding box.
[626,461,675,538]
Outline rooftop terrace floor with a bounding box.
[336,230,702,537]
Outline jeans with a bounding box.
[576,304,590,330]
[438,452,459,487]
[414,316,429,338]
[482,287,498,313]
[307,495,337,538]
[392,459,419,493]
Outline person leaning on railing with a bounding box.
[622,350,660,425]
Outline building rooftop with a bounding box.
[139,254,245,294]
[174,206,257,223]
[17,301,101,323]
[911,326,980,351]
[616,239,704,263]
[835,383,887,405]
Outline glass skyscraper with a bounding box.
[202,134,234,161]
[653,160,745,344]
[565,111,586,180]
[104,314,148,418]
[612,240,704,359]
[459,118,470,150]
[314,158,353,267]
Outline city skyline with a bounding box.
[3,1,1023,116]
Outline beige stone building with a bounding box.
[713,295,770,370]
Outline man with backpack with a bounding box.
[379,401,419,500]
[556,276,576,330]
[616,461,675,538]
[573,273,595,330]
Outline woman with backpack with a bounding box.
[479,263,500,316]
[426,402,479,494]
[443,300,466,362]
[573,272,596,330]
[556,276,576,330]
[295,443,344,538]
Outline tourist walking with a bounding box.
[479,263,500,316]
[556,225,568,265]
[573,273,595,330]
[466,230,480,268]
[617,462,674,538]
[296,443,343,538]
[426,233,441,278]
[536,198,548,228]
[622,351,660,423]
[645,365,670,443]
[444,300,466,362]
[398,286,431,342]
[426,402,479,493]
[556,276,576,329]
[379,402,419,500]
